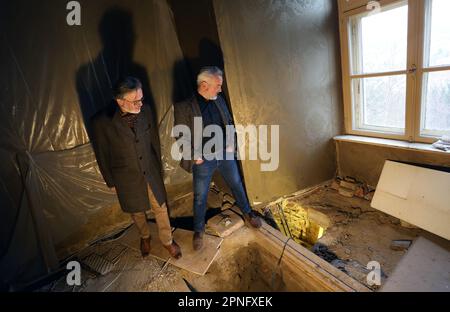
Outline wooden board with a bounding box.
[117,223,223,275]
[371,161,450,240]
[168,228,223,275]
[255,223,371,292]
[381,237,450,292]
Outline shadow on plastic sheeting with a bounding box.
[75,7,158,140]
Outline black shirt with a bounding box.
[196,93,226,153]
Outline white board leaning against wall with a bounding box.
[371,160,450,240]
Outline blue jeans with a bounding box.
[192,153,251,233]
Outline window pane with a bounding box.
[426,0,450,67]
[350,3,408,75]
[353,75,406,132]
[421,70,450,135]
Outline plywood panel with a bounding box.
[169,228,223,275]
[117,223,223,275]
[381,237,450,292]
[372,161,450,240]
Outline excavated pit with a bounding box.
[267,200,331,248]
[178,224,369,292]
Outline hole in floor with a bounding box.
[207,243,289,291]
[266,199,331,248]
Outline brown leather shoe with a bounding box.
[193,232,203,251]
[244,211,262,228]
[140,237,151,258]
[164,240,182,259]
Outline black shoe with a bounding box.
[193,232,204,251]
[244,211,262,228]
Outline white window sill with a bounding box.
[333,135,450,156]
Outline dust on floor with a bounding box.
[278,186,429,290]
[39,226,267,292]
[39,185,446,292]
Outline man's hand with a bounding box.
[109,186,116,192]
[194,159,204,165]
[225,145,235,153]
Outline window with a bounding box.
[420,0,450,138]
[339,0,450,143]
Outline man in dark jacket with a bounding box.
[174,67,262,251]
[90,77,181,259]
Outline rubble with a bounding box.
[400,220,418,229]
[205,210,244,238]
[338,187,354,198]
[340,180,357,191]
[332,176,376,202]
[268,200,330,246]
[390,240,412,251]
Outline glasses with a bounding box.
[122,97,144,105]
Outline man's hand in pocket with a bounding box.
[194,159,204,165]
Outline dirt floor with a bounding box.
[178,227,275,292]
[282,187,419,289]
[268,185,450,290]
[38,183,448,292]
[38,226,267,292]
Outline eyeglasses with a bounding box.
[122,97,144,105]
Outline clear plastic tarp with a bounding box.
[0,0,192,288]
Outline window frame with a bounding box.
[415,0,450,141]
[338,0,449,143]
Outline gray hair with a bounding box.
[197,66,223,86]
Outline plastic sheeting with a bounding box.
[0,0,345,289]
[0,0,193,288]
